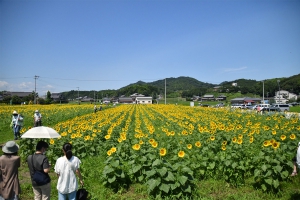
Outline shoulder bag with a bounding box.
[31,154,50,185]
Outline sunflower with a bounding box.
[132,144,141,151]
[222,141,227,146]
[71,134,76,139]
[195,141,201,148]
[232,137,237,143]
[187,144,192,149]
[280,135,286,141]
[178,150,185,158]
[221,145,226,151]
[151,142,158,148]
[272,130,277,135]
[272,141,280,149]
[290,134,296,140]
[104,135,111,140]
[139,140,144,145]
[107,150,112,156]
[159,148,167,156]
[111,147,117,153]
[210,136,215,141]
[238,134,243,139]
[263,140,271,147]
[149,139,155,144]
[50,139,55,145]
[237,138,243,145]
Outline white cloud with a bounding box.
[0,81,9,89]
[18,82,34,90]
[223,66,247,72]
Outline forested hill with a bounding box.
[60,74,300,99]
[148,76,215,92]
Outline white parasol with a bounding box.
[21,126,61,138]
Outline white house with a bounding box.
[275,90,297,101]
[136,97,152,104]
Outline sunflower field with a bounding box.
[10,104,298,198]
[1,104,300,199]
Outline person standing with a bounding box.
[33,110,42,127]
[0,141,21,200]
[27,141,51,200]
[54,143,83,200]
[11,111,23,140]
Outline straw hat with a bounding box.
[35,110,39,113]
[12,111,18,115]
[2,141,19,154]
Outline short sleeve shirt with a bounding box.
[54,156,81,194]
[27,154,51,186]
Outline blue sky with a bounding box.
[1,0,299,96]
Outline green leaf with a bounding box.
[281,170,289,179]
[173,163,181,170]
[261,164,267,172]
[225,160,231,167]
[103,166,114,175]
[273,179,280,188]
[111,160,120,168]
[254,169,261,177]
[160,183,170,193]
[265,178,273,186]
[165,171,175,181]
[231,162,238,169]
[182,167,193,174]
[138,175,144,182]
[208,162,215,170]
[147,179,157,192]
[139,156,147,162]
[132,165,142,173]
[184,185,192,193]
[178,175,188,185]
[152,159,161,167]
[199,170,205,175]
[146,169,156,178]
[274,165,283,173]
[108,175,116,183]
[157,167,168,177]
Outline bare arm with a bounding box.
[76,169,84,186]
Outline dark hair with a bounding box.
[4,152,18,157]
[36,141,49,151]
[63,143,73,160]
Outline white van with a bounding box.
[272,104,290,112]
[256,103,270,111]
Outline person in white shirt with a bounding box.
[11,111,23,140]
[54,143,83,200]
[33,110,42,127]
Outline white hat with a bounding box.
[2,141,19,154]
[12,111,18,115]
[35,110,39,113]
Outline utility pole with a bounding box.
[76,87,79,104]
[34,75,39,104]
[262,80,264,103]
[277,80,280,104]
[165,78,166,105]
[94,90,95,103]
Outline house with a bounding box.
[51,93,62,102]
[231,97,261,105]
[5,92,32,99]
[201,95,215,101]
[81,96,94,102]
[275,90,297,103]
[215,95,227,101]
[213,86,221,92]
[130,93,145,100]
[119,97,134,104]
[136,97,152,104]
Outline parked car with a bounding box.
[272,104,290,112]
[231,104,247,109]
[261,107,281,112]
